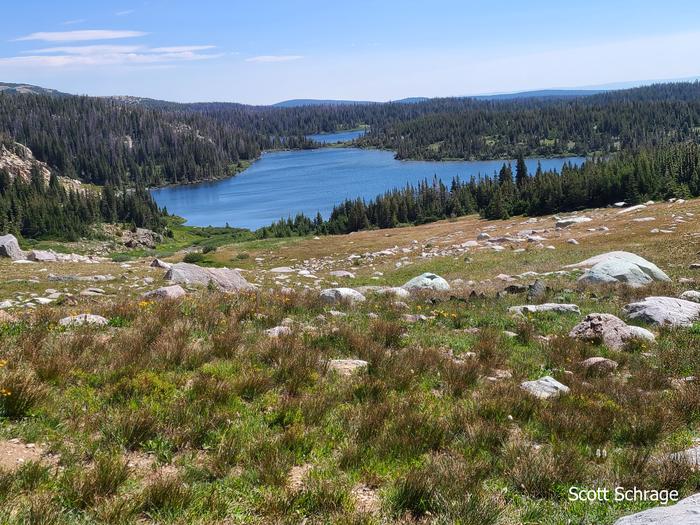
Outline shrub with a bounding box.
[61,454,130,509]
[140,475,192,515]
[183,252,204,264]
[0,366,47,418]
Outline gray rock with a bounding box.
[319,287,366,305]
[165,263,254,292]
[521,376,570,399]
[509,303,580,315]
[569,313,655,350]
[402,272,450,292]
[580,356,619,374]
[579,259,657,287]
[265,325,293,337]
[58,314,108,327]
[329,270,355,279]
[668,446,700,468]
[123,228,163,249]
[624,297,700,327]
[142,285,186,301]
[613,493,700,525]
[527,279,547,301]
[555,216,592,228]
[0,234,24,260]
[477,232,491,240]
[27,250,57,262]
[568,251,670,285]
[680,291,700,303]
[150,258,172,270]
[328,359,368,377]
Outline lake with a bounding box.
[151,146,585,230]
[307,129,366,143]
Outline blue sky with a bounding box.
[1,1,700,104]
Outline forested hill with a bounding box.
[124,81,700,162]
[357,82,700,160]
[0,93,294,187]
[3,81,700,190]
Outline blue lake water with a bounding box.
[307,129,366,143]
[151,147,585,230]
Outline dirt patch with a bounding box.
[125,451,178,480]
[287,463,313,492]
[0,439,44,472]
[352,483,381,514]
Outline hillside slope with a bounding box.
[1,198,699,523]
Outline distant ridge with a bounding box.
[273,97,429,107]
[472,89,605,100]
[0,82,68,97]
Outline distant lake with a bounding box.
[151,148,585,230]
[307,129,366,143]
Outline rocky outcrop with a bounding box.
[164,263,254,292]
[613,493,700,524]
[27,250,57,262]
[509,303,580,315]
[521,376,570,399]
[0,234,24,260]
[122,228,163,249]
[624,297,700,327]
[356,286,410,299]
[572,252,670,287]
[319,288,366,305]
[142,285,186,301]
[402,273,450,292]
[569,313,655,349]
[555,216,592,228]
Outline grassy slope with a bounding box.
[0,200,699,523]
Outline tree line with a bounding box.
[256,142,700,237]
[0,168,164,241]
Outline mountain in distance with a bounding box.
[273,97,429,107]
[0,82,68,97]
[472,89,605,100]
[272,89,605,107]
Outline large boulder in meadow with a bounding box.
[521,376,570,399]
[623,297,700,327]
[402,273,450,292]
[58,314,108,327]
[319,288,366,305]
[613,493,700,525]
[0,234,24,260]
[142,285,187,301]
[569,313,655,350]
[165,263,254,292]
[569,251,670,288]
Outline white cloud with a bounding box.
[245,55,303,63]
[15,30,147,42]
[26,45,144,55]
[62,19,87,26]
[116,10,135,16]
[150,45,216,53]
[0,43,221,68]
